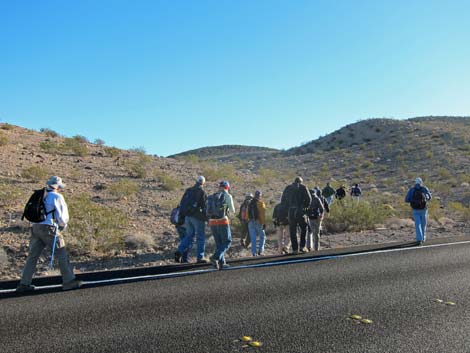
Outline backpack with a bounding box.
[248,199,259,220]
[170,206,185,226]
[307,193,322,219]
[410,187,427,210]
[22,188,53,223]
[206,191,227,219]
[272,203,288,225]
[179,187,199,217]
[238,199,250,223]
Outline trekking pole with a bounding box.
[49,225,58,269]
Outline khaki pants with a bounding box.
[276,224,290,254]
[20,224,75,285]
[307,218,322,251]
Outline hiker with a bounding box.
[405,177,432,245]
[306,188,328,251]
[350,183,362,201]
[175,176,209,264]
[335,185,346,200]
[208,180,235,270]
[322,182,336,206]
[17,176,82,292]
[272,201,290,254]
[237,193,254,249]
[248,190,267,256]
[281,177,312,254]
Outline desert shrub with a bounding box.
[0,182,23,210]
[108,179,139,198]
[40,128,60,137]
[177,154,199,164]
[94,138,105,146]
[1,123,13,130]
[63,137,88,156]
[104,146,121,157]
[39,140,61,154]
[155,171,180,191]
[124,160,147,178]
[130,146,146,154]
[324,198,387,233]
[361,161,373,169]
[448,202,470,222]
[124,233,155,250]
[253,168,277,186]
[202,164,238,182]
[0,132,8,146]
[21,165,49,182]
[72,135,89,143]
[67,194,127,254]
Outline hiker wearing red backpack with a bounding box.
[17,176,82,292]
[405,177,432,245]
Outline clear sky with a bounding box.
[1,0,469,156]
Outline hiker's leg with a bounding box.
[54,235,75,283]
[19,231,45,286]
[248,221,257,256]
[194,218,206,260]
[412,209,423,242]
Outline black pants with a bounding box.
[288,208,308,251]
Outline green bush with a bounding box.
[156,172,180,191]
[21,165,49,182]
[0,132,7,146]
[448,202,470,222]
[63,137,88,156]
[324,198,387,233]
[0,182,24,209]
[39,140,61,154]
[67,194,127,254]
[1,123,13,130]
[202,164,239,182]
[40,128,60,138]
[108,179,139,198]
[124,160,147,178]
[104,146,121,157]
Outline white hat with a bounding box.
[46,176,66,189]
[415,177,423,185]
[196,175,206,185]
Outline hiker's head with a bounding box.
[415,177,423,185]
[46,176,65,190]
[355,183,358,187]
[196,175,206,185]
[255,190,262,199]
[294,176,303,184]
[219,180,230,191]
[245,192,253,199]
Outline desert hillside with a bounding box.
[0,117,469,280]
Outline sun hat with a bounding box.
[46,176,66,189]
[219,180,230,190]
[196,175,206,185]
[415,177,423,185]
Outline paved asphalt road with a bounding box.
[2,241,470,353]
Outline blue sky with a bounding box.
[1,0,469,156]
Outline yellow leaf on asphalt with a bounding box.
[445,301,456,306]
[241,336,253,342]
[350,314,362,320]
[361,319,373,324]
[249,341,263,347]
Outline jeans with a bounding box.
[412,209,428,242]
[178,216,206,261]
[211,224,232,264]
[240,221,251,247]
[248,220,266,256]
[325,196,333,206]
[176,225,186,240]
[20,224,75,285]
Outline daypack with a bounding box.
[179,187,200,217]
[272,203,289,225]
[410,187,427,209]
[351,187,361,196]
[170,206,185,226]
[248,199,259,220]
[206,191,227,219]
[307,193,323,219]
[22,188,53,223]
[238,199,251,223]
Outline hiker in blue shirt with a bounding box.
[405,177,432,245]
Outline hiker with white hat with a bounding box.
[17,176,82,292]
[405,177,432,245]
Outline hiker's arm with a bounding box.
[54,195,69,229]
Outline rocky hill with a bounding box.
[0,117,469,280]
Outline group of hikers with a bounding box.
[172,176,367,270]
[15,174,431,292]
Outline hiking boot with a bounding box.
[258,251,265,256]
[197,258,210,264]
[210,258,220,270]
[219,263,230,270]
[299,247,308,253]
[174,251,182,263]
[282,247,289,254]
[62,280,83,291]
[16,284,35,293]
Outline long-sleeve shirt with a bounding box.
[38,189,69,228]
[254,199,266,225]
[209,190,236,226]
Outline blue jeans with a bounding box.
[178,216,206,261]
[176,225,186,240]
[412,209,428,242]
[248,220,266,256]
[211,225,232,264]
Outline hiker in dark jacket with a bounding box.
[281,177,312,253]
[350,183,362,201]
[335,185,346,200]
[237,193,253,249]
[273,201,290,254]
[175,176,209,263]
[322,182,335,206]
[405,177,432,245]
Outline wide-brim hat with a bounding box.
[46,176,66,189]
